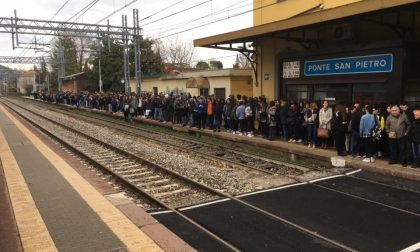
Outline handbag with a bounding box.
[317,128,330,138]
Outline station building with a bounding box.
[194,0,420,105]
[130,69,253,100]
[61,72,86,93]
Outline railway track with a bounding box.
[1,98,357,251]
[21,97,313,177]
[1,99,221,208]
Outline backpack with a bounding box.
[245,106,253,117]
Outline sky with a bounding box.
[0,0,254,70]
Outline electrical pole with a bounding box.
[98,58,103,92]
[133,9,142,95]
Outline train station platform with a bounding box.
[0,104,194,251]
[36,98,420,182]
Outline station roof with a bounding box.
[194,0,420,47]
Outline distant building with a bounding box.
[130,69,253,100]
[62,72,85,92]
[17,70,42,94]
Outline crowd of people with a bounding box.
[33,91,420,168]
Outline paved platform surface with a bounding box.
[0,159,22,252]
[154,171,420,252]
[0,105,164,251]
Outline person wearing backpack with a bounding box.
[245,102,254,137]
[258,97,269,138]
[268,101,277,141]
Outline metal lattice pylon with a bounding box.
[0,10,143,93]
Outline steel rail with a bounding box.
[26,98,313,176]
[3,97,355,252]
[0,98,241,252]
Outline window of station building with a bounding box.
[404,80,420,104]
[353,83,387,105]
[286,85,309,102]
[314,84,352,106]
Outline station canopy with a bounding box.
[194,0,420,51]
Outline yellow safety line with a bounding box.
[0,105,162,252]
[0,123,58,251]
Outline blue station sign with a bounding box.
[304,54,393,76]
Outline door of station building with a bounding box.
[214,88,226,100]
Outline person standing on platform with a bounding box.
[350,105,362,157]
[236,100,246,135]
[305,102,318,148]
[359,106,377,162]
[213,99,224,132]
[245,101,254,137]
[332,104,348,156]
[206,97,214,129]
[287,102,299,143]
[386,105,411,166]
[411,108,420,168]
[268,101,277,141]
[195,97,206,130]
[318,100,333,149]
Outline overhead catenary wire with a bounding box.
[150,0,252,38]
[66,0,101,22]
[140,0,186,21]
[50,0,71,21]
[95,0,138,24]
[153,0,250,33]
[140,0,212,27]
[151,0,277,39]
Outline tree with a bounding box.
[196,61,210,70]
[87,36,125,92]
[33,58,48,88]
[50,35,82,90]
[210,60,223,70]
[159,37,195,67]
[129,37,163,77]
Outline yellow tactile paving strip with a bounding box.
[0,126,58,252]
[0,105,163,252]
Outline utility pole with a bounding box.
[133,9,142,95]
[98,58,103,92]
[58,44,65,92]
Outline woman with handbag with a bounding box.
[318,100,333,149]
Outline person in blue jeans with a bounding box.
[304,102,318,148]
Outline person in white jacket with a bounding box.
[318,100,333,148]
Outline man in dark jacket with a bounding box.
[350,106,362,157]
[412,109,420,168]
